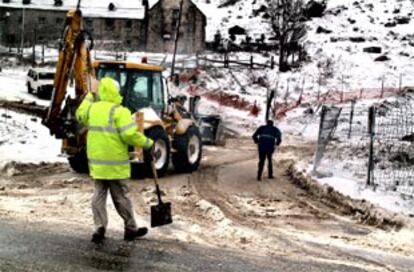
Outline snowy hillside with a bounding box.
[194,0,414,91]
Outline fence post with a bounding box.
[399,73,403,93]
[348,99,356,139]
[284,79,290,105]
[224,53,229,68]
[313,105,327,172]
[340,74,344,102]
[270,56,274,69]
[317,74,321,102]
[367,106,376,186]
[32,29,36,66]
[380,76,385,98]
[359,88,363,99]
[298,76,305,105]
[250,55,253,69]
[41,43,45,65]
[265,90,275,121]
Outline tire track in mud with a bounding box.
[187,159,411,271]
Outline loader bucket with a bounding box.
[196,115,222,145]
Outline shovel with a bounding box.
[150,159,172,228]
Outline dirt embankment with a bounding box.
[0,99,47,118]
[286,162,406,230]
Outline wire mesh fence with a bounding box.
[313,102,371,181]
[313,90,414,197]
[371,94,414,197]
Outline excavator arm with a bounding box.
[43,8,95,139]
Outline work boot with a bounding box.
[268,175,274,179]
[124,227,148,241]
[91,227,105,244]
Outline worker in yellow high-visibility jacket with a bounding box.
[76,77,153,243]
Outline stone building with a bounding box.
[0,0,206,54]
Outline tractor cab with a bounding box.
[93,61,168,116]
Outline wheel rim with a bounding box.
[188,135,200,164]
[154,139,168,170]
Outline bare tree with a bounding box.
[268,0,307,72]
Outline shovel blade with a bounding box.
[151,202,172,228]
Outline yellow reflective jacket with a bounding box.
[75,77,153,180]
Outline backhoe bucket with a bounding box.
[196,115,222,144]
[189,96,222,145]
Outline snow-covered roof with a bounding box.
[148,0,206,16]
[0,0,146,19]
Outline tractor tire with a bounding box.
[131,127,170,178]
[68,150,89,174]
[27,84,32,94]
[172,126,202,173]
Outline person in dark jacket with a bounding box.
[252,120,282,181]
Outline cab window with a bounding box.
[96,68,128,96]
[152,72,164,110]
[128,71,151,110]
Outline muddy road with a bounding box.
[1,135,414,271]
[0,100,413,271]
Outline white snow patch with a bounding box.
[0,110,64,168]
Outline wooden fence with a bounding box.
[198,54,276,70]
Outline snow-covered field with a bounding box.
[194,0,414,99]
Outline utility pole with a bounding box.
[170,0,184,78]
[32,28,37,66]
[0,12,10,46]
[20,8,25,57]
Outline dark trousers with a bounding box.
[257,149,273,180]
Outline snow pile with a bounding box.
[0,110,64,169]
[287,162,408,228]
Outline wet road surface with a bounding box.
[0,219,371,272]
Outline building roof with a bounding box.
[0,0,146,19]
[148,0,206,16]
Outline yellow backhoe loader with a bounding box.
[42,7,202,177]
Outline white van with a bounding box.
[26,68,55,99]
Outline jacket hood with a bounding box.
[98,77,123,105]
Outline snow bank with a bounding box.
[0,110,64,169]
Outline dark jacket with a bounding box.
[252,124,282,152]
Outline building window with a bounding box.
[172,9,180,29]
[125,20,132,29]
[85,18,93,29]
[105,19,114,30]
[39,17,46,25]
[6,34,16,44]
[56,17,64,25]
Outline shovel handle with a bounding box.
[150,158,163,204]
